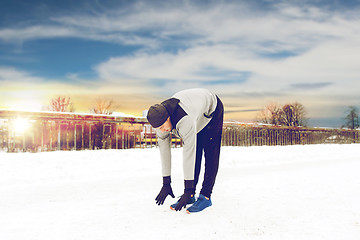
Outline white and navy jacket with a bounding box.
[156,88,218,180]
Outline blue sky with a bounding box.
[1,0,360,127]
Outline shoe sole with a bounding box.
[170,203,195,211]
[176,207,209,213]
[186,203,212,214]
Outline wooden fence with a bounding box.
[0,110,359,152]
[0,110,181,152]
[222,122,360,146]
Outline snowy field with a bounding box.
[1,144,360,240]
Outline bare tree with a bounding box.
[343,106,359,129]
[280,102,307,127]
[47,96,74,112]
[258,103,282,125]
[89,97,117,149]
[292,102,308,126]
[90,97,114,115]
[259,102,307,127]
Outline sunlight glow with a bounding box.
[13,118,31,135]
[5,90,44,111]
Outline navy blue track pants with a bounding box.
[193,96,224,198]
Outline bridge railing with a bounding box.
[222,122,360,146]
[1,110,358,152]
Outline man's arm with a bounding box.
[154,130,175,205]
[172,116,196,210]
[156,129,172,177]
[176,116,196,180]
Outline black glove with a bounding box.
[155,176,175,205]
[174,180,194,211]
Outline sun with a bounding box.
[13,118,31,135]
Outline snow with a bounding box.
[111,112,137,118]
[1,144,360,240]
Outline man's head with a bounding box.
[157,117,172,132]
[147,104,172,132]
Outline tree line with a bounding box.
[258,102,307,127]
[43,96,359,129]
[43,96,116,115]
[258,102,359,129]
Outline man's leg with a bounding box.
[200,129,222,198]
[200,98,224,198]
[187,97,223,213]
[193,133,204,194]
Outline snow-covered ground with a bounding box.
[1,144,360,240]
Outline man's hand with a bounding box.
[174,192,193,211]
[155,176,175,205]
[174,180,194,211]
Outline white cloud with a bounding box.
[95,44,252,85]
[95,36,360,91]
[2,0,360,93]
[0,66,42,82]
[0,26,76,43]
[2,1,359,49]
[47,1,360,90]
